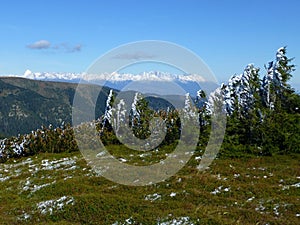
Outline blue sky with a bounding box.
[0,0,300,89]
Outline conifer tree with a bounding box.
[261,47,295,110]
[260,47,298,154]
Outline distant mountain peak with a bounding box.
[24,69,32,76]
[23,69,34,79]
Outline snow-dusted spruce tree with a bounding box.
[261,47,295,110]
[129,93,153,139]
[130,92,141,129]
[221,64,261,118]
[238,64,261,116]
[208,64,262,155]
[180,93,199,146]
[183,93,197,120]
[260,47,300,154]
[195,90,210,130]
[237,64,263,150]
[97,89,120,144]
[194,89,211,150]
[112,99,127,134]
[160,108,181,145]
[101,89,114,132]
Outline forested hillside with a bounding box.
[0,77,111,136]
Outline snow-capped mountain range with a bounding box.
[15,69,82,82]
[10,69,207,83]
[7,70,217,97]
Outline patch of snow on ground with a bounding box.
[36,196,74,215]
[64,175,73,180]
[0,175,10,182]
[31,181,56,193]
[211,186,222,195]
[223,187,230,192]
[255,200,266,213]
[17,212,31,221]
[247,196,255,202]
[170,192,177,197]
[158,216,194,225]
[280,182,300,190]
[41,157,77,170]
[273,204,280,216]
[234,173,240,178]
[211,186,231,195]
[292,182,300,188]
[112,217,135,225]
[119,158,127,162]
[145,193,161,202]
[214,174,227,181]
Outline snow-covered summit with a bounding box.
[24,69,33,78]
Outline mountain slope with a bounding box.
[0,77,111,136]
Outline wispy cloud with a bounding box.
[27,40,51,49]
[113,51,156,60]
[27,40,82,53]
[53,43,82,53]
[70,44,82,52]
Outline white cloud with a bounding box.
[27,40,51,49]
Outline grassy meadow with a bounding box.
[0,145,299,224]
